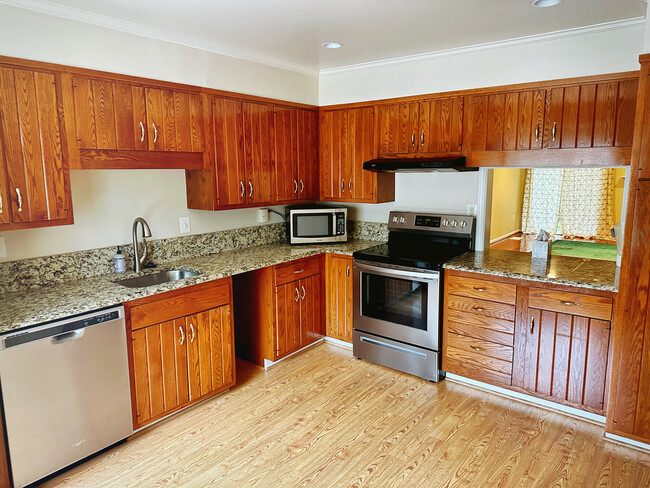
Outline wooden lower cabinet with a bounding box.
[443,270,614,414]
[234,256,324,366]
[325,254,353,343]
[125,279,235,429]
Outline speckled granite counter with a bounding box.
[444,249,618,292]
[0,240,377,333]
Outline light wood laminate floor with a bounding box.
[43,343,650,487]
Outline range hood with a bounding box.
[362,156,476,173]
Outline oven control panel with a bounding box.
[389,211,474,235]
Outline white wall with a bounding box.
[320,19,646,230]
[0,5,317,262]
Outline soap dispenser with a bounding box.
[114,246,126,273]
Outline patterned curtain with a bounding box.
[521,168,615,240]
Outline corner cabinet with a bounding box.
[0,64,73,231]
[443,270,614,415]
[319,107,395,203]
[234,256,324,366]
[64,74,206,169]
[125,279,235,429]
[325,254,354,343]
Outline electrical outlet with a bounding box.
[466,204,478,216]
[179,216,191,234]
[0,237,5,258]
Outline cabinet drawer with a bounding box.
[275,257,320,286]
[445,357,512,387]
[446,318,514,347]
[447,275,516,305]
[130,282,231,330]
[446,344,512,376]
[447,333,514,363]
[528,288,613,321]
[446,295,515,321]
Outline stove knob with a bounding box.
[392,216,398,223]
[451,220,458,227]
[442,219,449,226]
[399,217,406,224]
[460,221,467,228]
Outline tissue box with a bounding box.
[531,240,551,261]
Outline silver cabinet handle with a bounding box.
[552,121,557,142]
[420,130,425,146]
[301,285,306,300]
[299,179,304,193]
[0,192,3,215]
[411,132,415,147]
[341,179,345,192]
[473,287,490,292]
[15,188,22,213]
[294,268,305,274]
[530,316,535,333]
[295,287,299,302]
[240,181,245,198]
[348,180,352,191]
[558,300,578,306]
[248,181,253,197]
[152,123,158,143]
[346,265,350,277]
[473,306,490,312]
[293,179,298,194]
[535,124,540,142]
[189,323,195,342]
[178,326,185,346]
[139,121,145,142]
[470,345,484,352]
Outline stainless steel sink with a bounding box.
[116,269,202,288]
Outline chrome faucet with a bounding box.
[132,217,151,273]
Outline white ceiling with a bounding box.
[9,0,648,72]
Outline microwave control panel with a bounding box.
[335,212,346,235]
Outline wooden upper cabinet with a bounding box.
[242,101,275,204]
[297,109,318,200]
[320,106,393,203]
[69,75,204,169]
[213,97,246,207]
[469,90,545,151]
[378,97,463,156]
[274,106,299,202]
[544,79,638,149]
[0,66,72,230]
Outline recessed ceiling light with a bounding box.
[321,41,343,49]
[531,0,563,6]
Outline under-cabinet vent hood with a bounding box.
[362,157,476,173]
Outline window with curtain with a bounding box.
[521,168,615,240]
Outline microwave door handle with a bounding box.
[353,262,439,282]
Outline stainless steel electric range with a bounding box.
[352,211,475,382]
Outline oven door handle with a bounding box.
[353,262,439,282]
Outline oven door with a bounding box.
[353,260,440,351]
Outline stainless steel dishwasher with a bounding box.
[0,306,133,487]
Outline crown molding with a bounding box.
[0,0,319,78]
[320,16,646,76]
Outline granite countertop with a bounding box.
[443,249,619,292]
[0,240,377,334]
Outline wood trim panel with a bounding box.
[79,149,204,169]
[126,279,231,330]
[470,146,632,167]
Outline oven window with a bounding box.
[293,214,332,237]
[361,273,427,330]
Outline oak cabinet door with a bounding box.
[243,102,276,204]
[275,281,301,359]
[544,80,637,149]
[377,102,418,156]
[347,107,375,201]
[419,97,464,153]
[521,308,610,412]
[0,67,70,227]
[326,256,353,342]
[214,97,246,206]
[185,313,202,401]
[274,106,298,202]
[297,109,318,200]
[319,109,346,200]
[299,274,323,347]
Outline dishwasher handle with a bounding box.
[51,329,85,345]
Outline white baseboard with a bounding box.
[324,336,353,349]
[604,432,650,452]
[489,229,522,244]
[263,339,326,369]
[445,373,605,424]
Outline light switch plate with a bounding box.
[0,237,6,258]
[179,216,191,234]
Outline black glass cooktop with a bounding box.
[353,240,471,271]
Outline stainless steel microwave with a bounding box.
[288,207,347,244]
